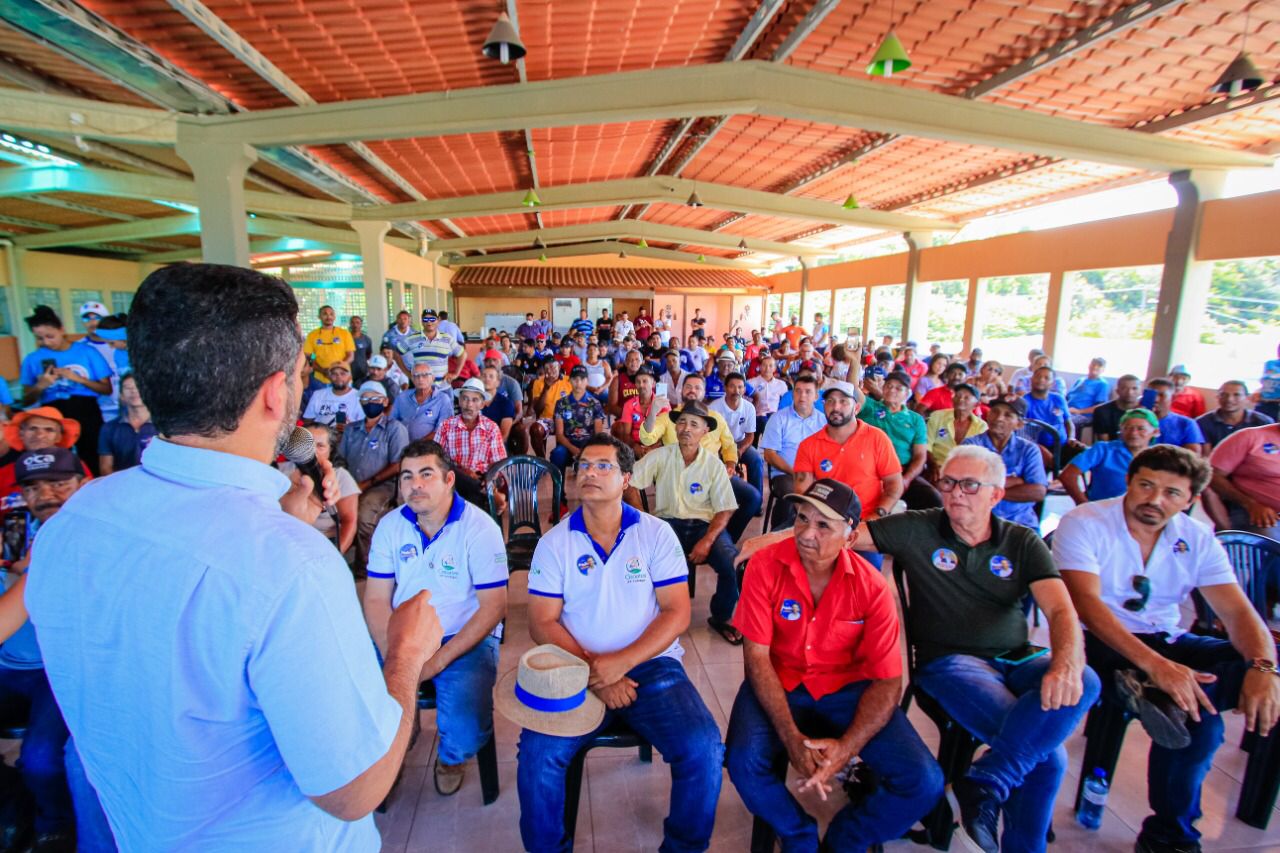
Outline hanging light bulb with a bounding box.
[842,194,859,210]
[638,237,649,249]
[538,253,548,263]
[686,190,703,207]
[533,235,546,249]
[522,189,542,207]
[482,12,526,64]
[1211,8,1263,96]
[737,239,749,250]
[619,250,627,259]
[697,254,706,263]
[867,31,911,77]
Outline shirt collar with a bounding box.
[569,502,641,563]
[399,492,466,550]
[936,508,1005,547]
[141,438,291,500]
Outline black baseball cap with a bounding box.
[421,309,438,321]
[987,395,1028,417]
[884,370,913,389]
[785,479,862,524]
[569,365,589,379]
[15,448,82,484]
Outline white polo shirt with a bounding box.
[368,494,509,638]
[710,396,755,443]
[528,504,687,660]
[1052,497,1236,637]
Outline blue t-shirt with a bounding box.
[1023,392,1071,445]
[1066,376,1110,410]
[705,372,726,401]
[1261,358,1280,402]
[98,415,159,471]
[1068,440,1136,501]
[962,433,1047,530]
[482,392,516,425]
[20,341,112,403]
[1157,413,1205,447]
[779,390,825,413]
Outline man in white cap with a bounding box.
[364,438,508,797]
[78,301,124,422]
[520,434,723,852]
[1167,364,1206,419]
[340,381,409,574]
[434,378,507,509]
[366,354,400,400]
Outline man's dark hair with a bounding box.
[25,304,62,331]
[943,362,967,376]
[1147,377,1173,391]
[399,438,456,476]
[439,311,449,320]
[319,304,334,313]
[1127,445,1212,496]
[793,374,819,388]
[97,314,127,332]
[725,372,746,385]
[130,264,302,437]
[1117,373,1141,384]
[581,433,634,474]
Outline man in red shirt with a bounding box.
[1168,364,1206,419]
[794,381,903,567]
[918,362,970,413]
[726,479,943,851]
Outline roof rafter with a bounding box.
[430,221,829,256]
[445,240,764,269]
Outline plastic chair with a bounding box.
[564,717,653,844]
[485,455,564,573]
[1191,531,1280,635]
[1020,417,1064,481]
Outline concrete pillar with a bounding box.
[391,278,405,315]
[352,221,391,339]
[175,139,258,266]
[426,250,443,310]
[1041,270,1069,365]
[962,276,983,356]
[863,288,874,341]
[2,245,34,354]
[901,231,935,347]
[1146,170,1227,379]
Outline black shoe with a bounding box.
[31,831,76,853]
[1135,833,1202,853]
[1115,669,1191,750]
[951,777,1000,853]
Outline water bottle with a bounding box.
[1076,767,1109,829]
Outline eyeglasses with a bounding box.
[1123,575,1151,612]
[937,476,1000,495]
[577,461,618,474]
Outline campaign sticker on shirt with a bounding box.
[875,409,886,419]
[779,599,802,621]
[624,556,648,583]
[1172,538,1189,554]
[932,548,959,572]
[820,459,833,472]
[689,482,703,494]
[399,543,418,563]
[937,428,948,438]
[1262,442,1279,455]
[989,555,1014,579]
[576,554,597,575]
[439,554,460,579]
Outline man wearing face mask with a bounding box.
[25,264,442,851]
[341,382,411,577]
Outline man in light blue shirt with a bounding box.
[392,363,455,440]
[760,374,827,529]
[961,397,1048,530]
[1066,357,1111,432]
[26,264,442,852]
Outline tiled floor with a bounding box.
[373,490,1280,853]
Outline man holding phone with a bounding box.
[737,444,1099,853]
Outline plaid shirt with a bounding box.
[434,414,507,475]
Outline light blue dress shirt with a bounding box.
[26,439,401,852]
[391,386,454,440]
[962,432,1048,530]
[759,405,827,470]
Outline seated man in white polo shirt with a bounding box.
[364,439,509,797]
[520,434,723,853]
[1056,445,1279,853]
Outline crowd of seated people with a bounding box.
[0,288,1276,853]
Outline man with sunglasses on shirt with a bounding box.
[736,444,1097,853]
[1055,445,1279,853]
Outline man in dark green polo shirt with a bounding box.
[860,370,937,509]
[737,443,1098,853]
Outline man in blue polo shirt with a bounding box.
[1066,357,1111,432]
[962,396,1048,531]
[364,439,508,797]
[520,434,723,852]
[1147,378,1205,454]
[761,374,827,529]
[1062,408,1158,504]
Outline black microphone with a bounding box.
[282,426,331,507]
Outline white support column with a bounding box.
[863,288,874,340]
[390,278,405,315]
[962,276,983,356]
[1041,270,1069,364]
[175,139,258,266]
[2,245,34,354]
[1147,170,1227,379]
[900,231,935,347]
[426,250,443,310]
[352,221,391,338]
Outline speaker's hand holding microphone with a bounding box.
[279,426,341,524]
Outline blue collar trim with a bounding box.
[399,492,466,551]
[569,503,641,563]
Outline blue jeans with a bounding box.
[916,654,1101,852]
[434,635,500,765]
[0,666,72,834]
[549,444,575,476]
[660,517,739,622]
[516,656,723,853]
[740,446,765,498]
[726,679,943,853]
[728,476,762,543]
[65,738,116,852]
[1085,631,1269,846]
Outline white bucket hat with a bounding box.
[494,645,605,736]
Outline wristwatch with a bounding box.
[874,507,890,518]
[1248,658,1278,675]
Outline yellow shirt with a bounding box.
[630,444,738,523]
[531,377,573,419]
[303,327,356,384]
[925,409,989,466]
[639,407,738,463]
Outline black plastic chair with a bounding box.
[1020,417,1064,482]
[0,698,28,740]
[564,717,653,844]
[485,455,564,573]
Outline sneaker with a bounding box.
[1135,833,1201,853]
[950,777,1000,853]
[1115,669,1191,750]
[434,760,465,796]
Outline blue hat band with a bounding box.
[515,683,587,714]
